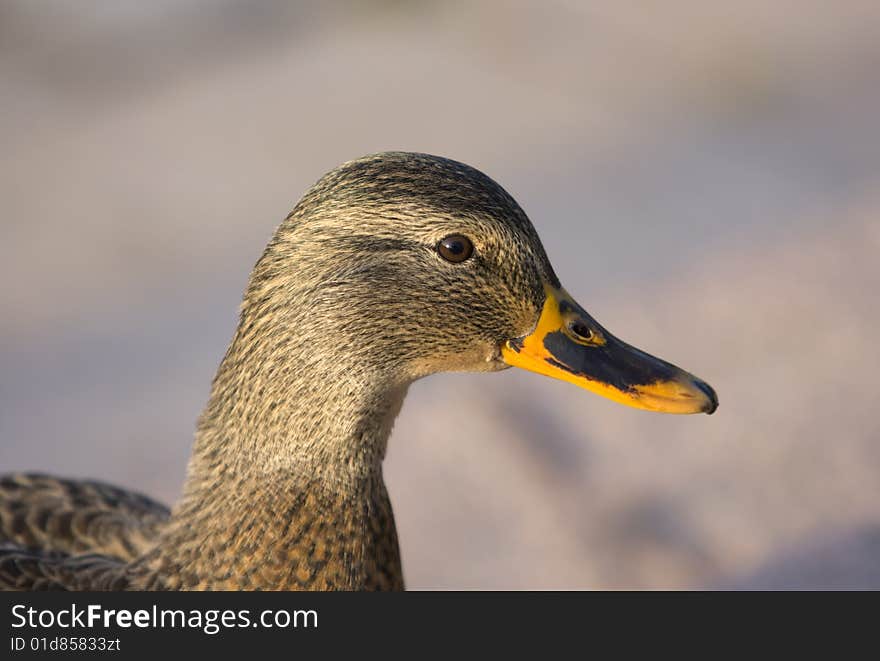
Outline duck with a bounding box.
[0,152,717,590]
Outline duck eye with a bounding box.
[437,235,474,263]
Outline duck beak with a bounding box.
[501,285,718,414]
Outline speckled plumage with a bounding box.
[0,474,167,560]
[0,152,559,590]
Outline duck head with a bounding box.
[258,152,717,415]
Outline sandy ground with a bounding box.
[2,1,879,588]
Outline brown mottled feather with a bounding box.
[0,474,168,591]
[0,474,168,560]
[0,546,131,591]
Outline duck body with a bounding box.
[0,152,716,590]
[1,473,400,590]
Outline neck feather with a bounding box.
[184,305,410,494]
[141,299,410,589]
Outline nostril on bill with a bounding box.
[568,320,593,341]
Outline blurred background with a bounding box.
[2,0,879,589]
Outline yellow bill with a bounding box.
[502,285,718,414]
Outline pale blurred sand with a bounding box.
[2,1,879,588]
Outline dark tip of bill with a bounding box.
[695,378,719,415]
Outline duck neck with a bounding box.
[146,320,409,590]
[188,349,408,491]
